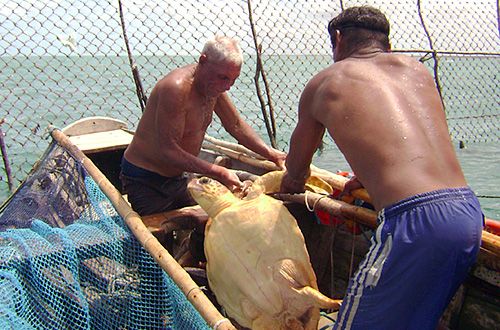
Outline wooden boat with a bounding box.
[3,116,498,329]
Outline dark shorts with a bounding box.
[334,187,483,330]
[120,157,196,216]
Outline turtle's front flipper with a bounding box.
[245,170,285,199]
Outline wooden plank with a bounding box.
[62,116,128,136]
[68,129,133,153]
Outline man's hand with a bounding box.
[343,175,364,195]
[218,167,244,192]
[270,149,287,170]
[280,170,306,193]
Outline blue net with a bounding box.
[0,142,210,329]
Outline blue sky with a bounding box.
[0,0,498,56]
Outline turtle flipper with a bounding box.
[245,170,333,199]
[290,286,341,330]
[245,170,285,199]
[273,258,341,309]
[274,259,342,317]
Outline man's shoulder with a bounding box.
[382,52,423,69]
[307,65,337,86]
[156,67,193,90]
[306,65,344,96]
[300,66,340,111]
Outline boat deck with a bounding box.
[68,129,133,154]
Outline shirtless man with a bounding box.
[281,6,483,329]
[121,36,285,261]
[122,35,285,216]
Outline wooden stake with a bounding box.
[0,119,14,192]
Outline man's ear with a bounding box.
[199,54,207,64]
[335,30,342,48]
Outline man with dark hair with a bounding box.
[281,6,483,329]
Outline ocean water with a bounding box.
[0,55,498,219]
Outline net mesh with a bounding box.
[0,0,498,195]
[0,141,210,329]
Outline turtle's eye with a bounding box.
[199,177,211,184]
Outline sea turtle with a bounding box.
[187,170,341,330]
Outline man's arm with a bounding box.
[215,93,286,168]
[281,82,326,192]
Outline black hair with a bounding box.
[328,6,390,50]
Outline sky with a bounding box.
[0,0,498,56]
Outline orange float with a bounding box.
[485,218,500,236]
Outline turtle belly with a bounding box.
[204,196,319,328]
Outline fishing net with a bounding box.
[0,141,210,329]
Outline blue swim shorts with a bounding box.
[334,187,484,330]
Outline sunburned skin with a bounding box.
[124,55,286,191]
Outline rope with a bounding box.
[304,191,328,212]
[318,311,337,330]
[213,318,230,330]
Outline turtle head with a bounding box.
[188,177,240,217]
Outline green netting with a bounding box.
[0,142,210,329]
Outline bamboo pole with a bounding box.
[273,191,378,229]
[49,127,236,330]
[482,231,500,258]
[205,134,265,160]
[202,141,279,171]
[310,165,371,203]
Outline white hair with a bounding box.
[201,35,243,65]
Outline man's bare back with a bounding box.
[282,19,466,210]
[309,52,466,209]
